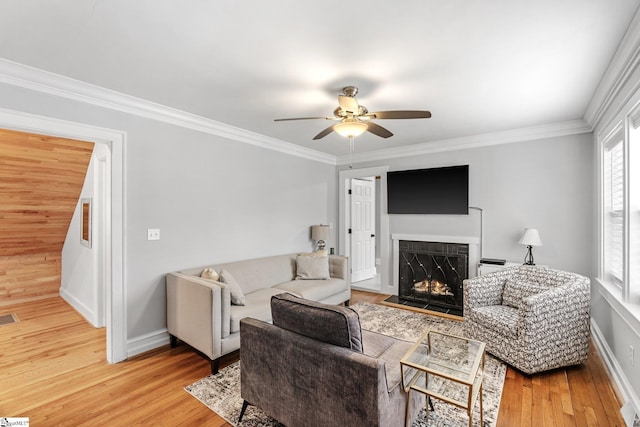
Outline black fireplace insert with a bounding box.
[387,240,469,316]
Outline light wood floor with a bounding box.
[0,291,626,426]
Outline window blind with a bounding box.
[604,134,624,285]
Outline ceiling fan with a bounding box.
[275,86,432,140]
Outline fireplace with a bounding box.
[389,234,480,317]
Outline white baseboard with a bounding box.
[127,328,170,359]
[591,319,640,427]
[60,287,97,327]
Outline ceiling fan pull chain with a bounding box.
[349,136,354,169]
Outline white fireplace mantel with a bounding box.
[391,234,481,291]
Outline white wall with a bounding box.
[0,82,336,349]
[61,143,109,327]
[339,132,595,286]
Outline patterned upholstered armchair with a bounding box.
[463,266,590,374]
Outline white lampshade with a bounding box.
[518,228,543,247]
[311,224,330,241]
[334,118,368,138]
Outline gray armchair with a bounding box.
[463,266,590,374]
[239,293,424,427]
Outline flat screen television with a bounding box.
[387,165,469,214]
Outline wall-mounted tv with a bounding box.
[387,165,469,214]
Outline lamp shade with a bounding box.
[518,228,542,246]
[311,224,330,241]
[334,118,368,138]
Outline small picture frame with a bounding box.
[81,198,92,248]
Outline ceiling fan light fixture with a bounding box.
[275,85,431,140]
[334,119,368,138]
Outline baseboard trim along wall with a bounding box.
[127,329,171,359]
[60,287,97,327]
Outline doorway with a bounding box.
[339,166,393,294]
[0,108,126,363]
[350,177,376,283]
[60,143,110,329]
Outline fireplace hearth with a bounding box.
[388,240,469,316]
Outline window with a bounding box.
[600,107,640,305]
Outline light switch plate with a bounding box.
[147,229,160,241]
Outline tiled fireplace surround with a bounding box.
[391,234,480,316]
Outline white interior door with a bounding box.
[350,178,376,283]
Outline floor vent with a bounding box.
[0,313,18,326]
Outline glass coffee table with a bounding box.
[400,330,485,427]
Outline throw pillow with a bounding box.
[200,267,219,281]
[271,293,363,352]
[502,279,549,308]
[298,249,329,257]
[295,254,330,280]
[219,269,246,306]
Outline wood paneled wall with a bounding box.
[0,253,61,305]
[0,128,93,306]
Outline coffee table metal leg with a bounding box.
[480,383,484,427]
[405,389,412,427]
[424,394,433,424]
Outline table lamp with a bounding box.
[311,224,330,251]
[518,228,542,265]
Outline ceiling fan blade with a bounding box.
[274,116,336,122]
[368,110,432,119]
[312,125,335,140]
[366,122,394,138]
[338,95,360,114]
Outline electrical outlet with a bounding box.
[630,345,635,367]
[147,228,160,241]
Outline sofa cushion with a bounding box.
[295,254,330,280]
[229,288,300,334]
[298,249,328,257]
[361,329,397,358]
[362,329,413,392]
[220,269,246,306]
[502,279,549,308]
[215,254,297,295]
[467,305,520,339]
[271,293,363,352]
[274,278,347,302]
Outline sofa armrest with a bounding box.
[166,272,231,359]
[329,255,349,282]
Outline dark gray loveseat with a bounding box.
[239,293,424,427]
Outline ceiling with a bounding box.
[0,0,638,157]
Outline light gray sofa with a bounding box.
[166,253,350,373]
[463,265,590,374]
[239,293,424,427]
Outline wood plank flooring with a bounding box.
[0,291,626,426]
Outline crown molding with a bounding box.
[584,6,640,129]
[0,58,595,167]
[337,119,592,165]
[0,58,336,165]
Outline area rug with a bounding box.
[185,303,506,427]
